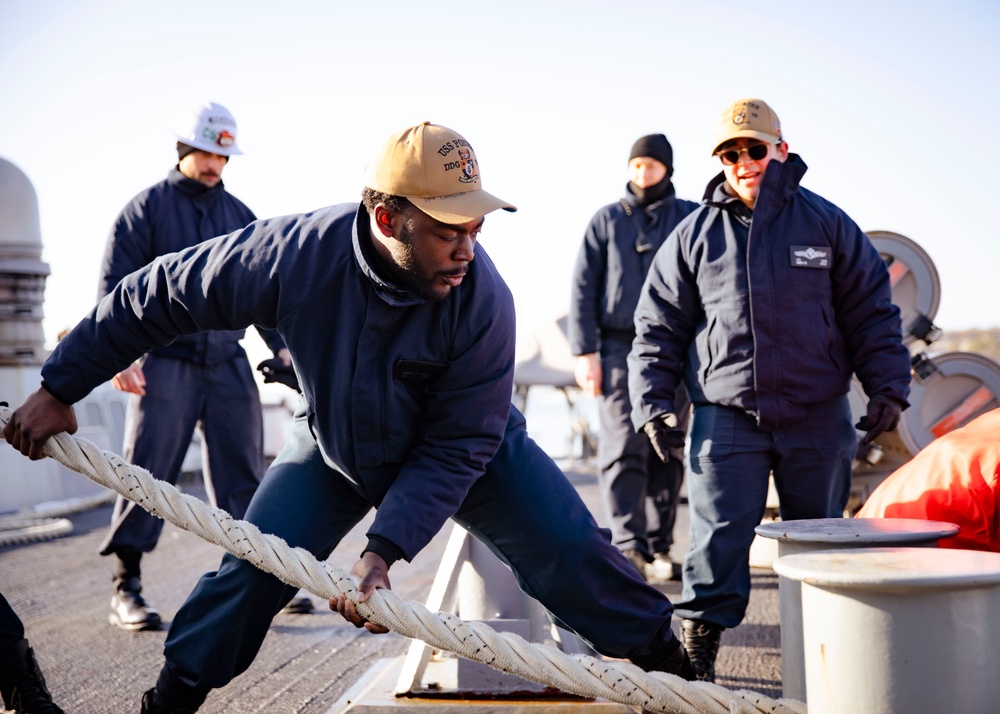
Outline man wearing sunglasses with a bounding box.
[628,98,911,682]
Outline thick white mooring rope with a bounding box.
[0,407,805,714]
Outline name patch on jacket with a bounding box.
[393,359,448,380]
[790,246,831,268]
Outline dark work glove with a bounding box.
[256,358,301,393]
[855,395,903,446]
[643,413,685,463]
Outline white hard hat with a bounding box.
[173,101,243,156]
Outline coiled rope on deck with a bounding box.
[0,492,116,547]
[0,407,805,714]
[0,516,72,546]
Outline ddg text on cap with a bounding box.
[711,99,782,156]
[364,122,516,224]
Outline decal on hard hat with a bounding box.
[176,101,242,156]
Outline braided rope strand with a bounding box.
[0,407,805,714]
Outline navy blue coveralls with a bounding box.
[569,184,697,560]
[42,203,681,693]
[95,169,283,562]
[629,155,911,628]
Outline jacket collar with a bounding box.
[351,204,427,307]
[624,180,677,211]
[167,167,225,198]
[703,153,808,219]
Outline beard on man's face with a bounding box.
[386,221,448,302]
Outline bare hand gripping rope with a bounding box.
[0,407,805,714]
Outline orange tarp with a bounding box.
[856,408,1000,552]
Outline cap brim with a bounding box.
[409,189,517,224]
[711,130,782,156]
[175,135,243,156]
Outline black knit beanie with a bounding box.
[629,134,673,172]
[177,141,199,162]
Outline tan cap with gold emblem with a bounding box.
[364,122,516,224]
[711,98,782,155]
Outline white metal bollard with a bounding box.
[755,518,959,701]
[773,547,1000,714]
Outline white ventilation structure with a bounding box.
[0,157,50,365]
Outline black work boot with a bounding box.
[630,636,696,681]
[279,594,315,615]
[680,618,724,683]
[110,576,162,631]
[647,552,681,583]
[140,689,197,714]
[621,548,649,581]
[0,638,66,714]
[140,666,208,713]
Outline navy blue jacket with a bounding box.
[99,168,283,361]
[569,184,698,354]
[44,204,516,561]
[629,154,910,432]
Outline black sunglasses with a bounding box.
[716,143,769,166]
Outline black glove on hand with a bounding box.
[855,395,902,446]
[643,413,686,463]
[256,358,301,393]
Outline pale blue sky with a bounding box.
[1,0,997,355]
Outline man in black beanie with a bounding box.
[568,134,698,582]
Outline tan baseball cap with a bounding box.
[364,122,517,224]
[711,98,783,155]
